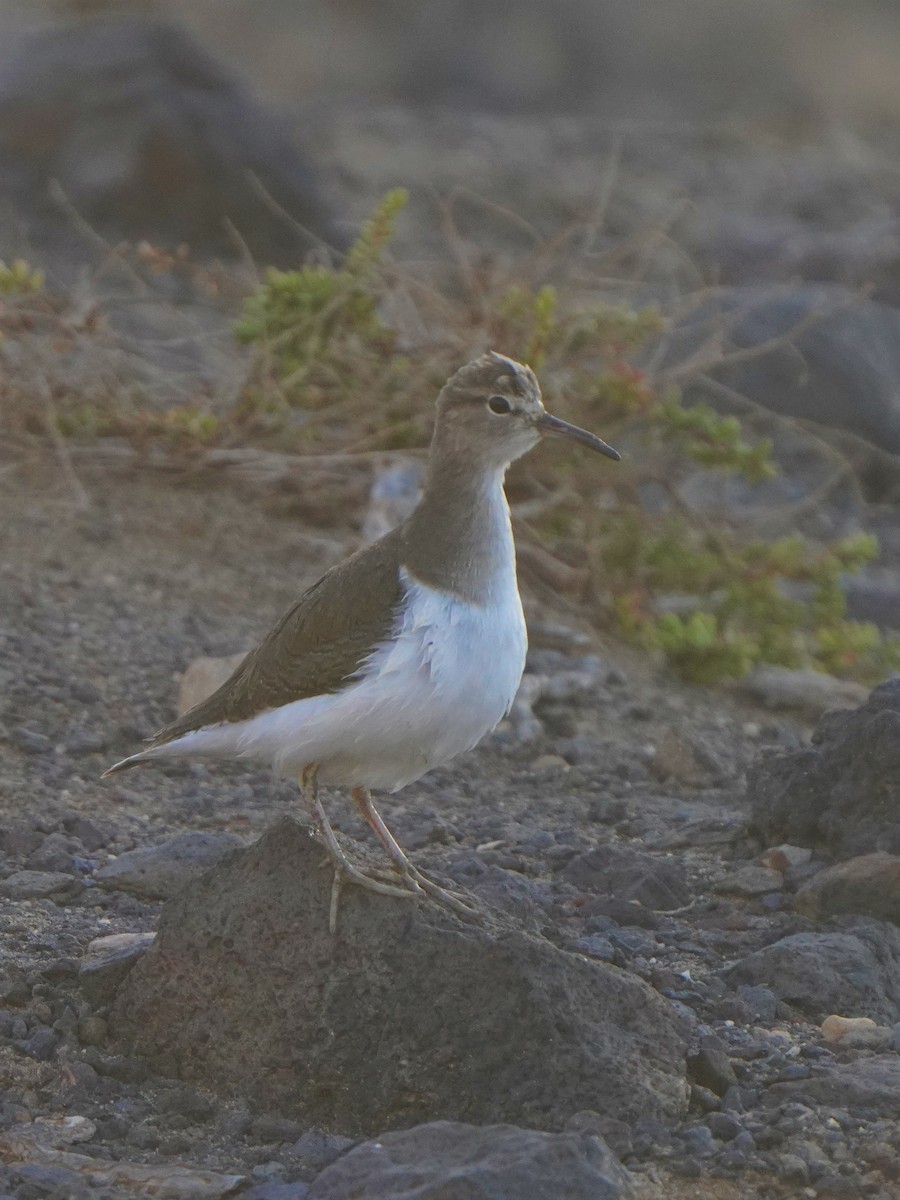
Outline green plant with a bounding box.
[234,189,411,432]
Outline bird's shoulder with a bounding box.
[150,529,406,743]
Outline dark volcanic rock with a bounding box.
[727,922,900,1024]
[772,1055,900,1116]
[111,819,688,1134]
[305,1121,632,1200]
[0,17,336,264]
[748,678,900,858]
[79,933,157,1007]
[561,843,691,911]
[795,853,900,924]
[684,286,900,455]
[94,831,245,900]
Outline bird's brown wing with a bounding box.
[149,530,405,746]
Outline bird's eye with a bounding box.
[487,395,512,415]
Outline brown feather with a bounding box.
[148,528,405,746]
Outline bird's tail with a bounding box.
[101,747,167,778]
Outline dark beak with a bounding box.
[537,412,621,461]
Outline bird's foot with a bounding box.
[389,858,479,921]
[325,853,422,934]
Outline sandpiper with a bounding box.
[103,352,619,926]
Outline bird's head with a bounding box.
[434,351,620,469]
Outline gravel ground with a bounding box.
[0,458,899,1198]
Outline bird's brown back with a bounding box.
[148,529,405,746]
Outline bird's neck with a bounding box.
[400,447,516,605]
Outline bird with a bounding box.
[103,352,620,928]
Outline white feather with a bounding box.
[148,567,527,791]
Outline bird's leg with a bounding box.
[299,765,420,933]
[351,786,477,918]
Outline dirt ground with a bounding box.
[1,447,897,1199]
[2,77,900,1197]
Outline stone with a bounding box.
[738,666,868,717]
[561,843,691,911]
[305,1122,632,1200]
[772,1055,900,1116]
[0,1127,244,1196]
[26,832,82,874]
[727,922,900,1024]
[650,728,718,787]
[0,870,83,902]
[94,832,245,900]
[361,460,424,544]
[291,1131,356,1172]
[759,845,813,873]
[686,1045,738,1097]
[0,17,336,265]
[715,865,783,896]
[795,853,900,924]
[177,653,248,717]
[245,1184,309,1200]
[748,678,900,857]
[111,819,689,1134]
[821,1015,892,1050]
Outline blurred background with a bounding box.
[5,0,900,681]
[5,0,900,124]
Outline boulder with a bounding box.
[111,819,689,1135]
[795,853,900,924]
[726,922,900,1025]
[748,678,900,858]
[0,17,336,264]
[306,1121,632,1200]
[94,831,245,900]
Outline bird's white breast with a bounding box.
[177,566,528,791]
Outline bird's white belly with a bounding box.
[184,571,528,790]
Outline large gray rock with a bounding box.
[0,17,336,264]
[726,922,900,1025]
[94,831,245,900]
[110,819,689,1135]
[795,853,900,925]
[684,286,900,455]
[771,1055,900,1117]
[748,678,900,858]
[306,1122,632,1200]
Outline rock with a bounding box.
[177,653,248,716]
[0,1127,244,1197]
[561,843,691,911]
[291,1131,356,1172]
[772,1055,900,1116]
[748,678,900,857]
[111,819,689,1133]
[650,728,721,787]
[682,285,900,455]
[734,985,778,1024]
[29,1116,96,1148]
[795,853,900,923]
[305,1122,632,1200]
[0,870,83,902]
[0,17,336,264]
[738,666,868,717]
[504,675,545,744]
[821,1015,892,1050]
[79,933,157,1007]
[759,845,813,873]
[715,865,783,897]
[94,832,245,900]
[686,1045,738,1097]
[361,460,424,544]
[245,1184,309,1200]
[727,922,900,1024]
[25,832,83,874]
